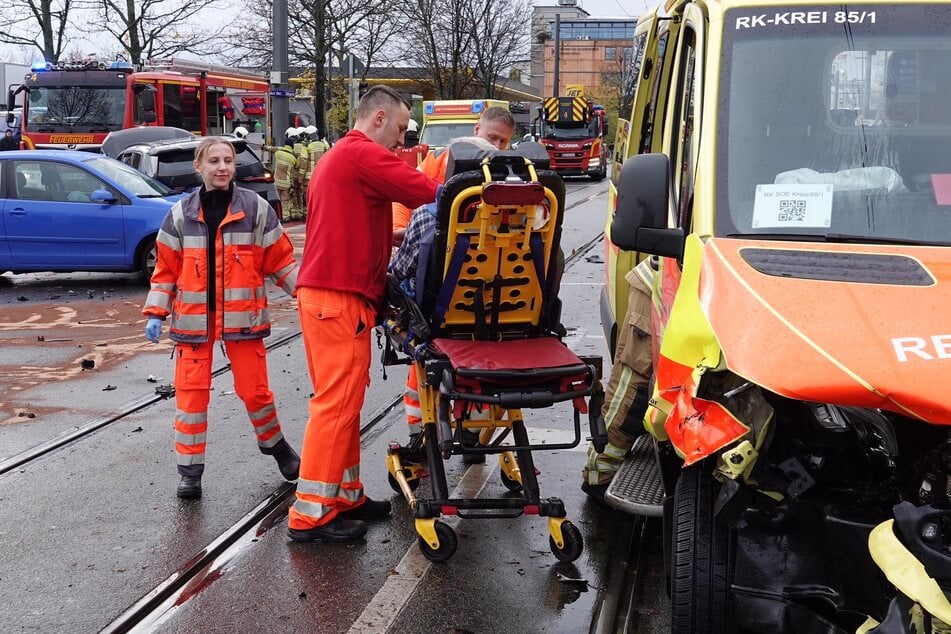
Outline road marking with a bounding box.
[348,463,493,634]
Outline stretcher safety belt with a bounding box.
[432,234,471,328]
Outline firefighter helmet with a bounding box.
[234,126,249,139]
[305,125,317,136]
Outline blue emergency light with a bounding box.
[425,103,434,115]
[108,61,135,72]
[31,61,52,72]
[472,101,485,114]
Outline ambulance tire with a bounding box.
[670,466,734,634]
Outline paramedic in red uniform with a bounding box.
[143,137,301,500]
[289,85,439,543]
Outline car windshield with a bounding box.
[420,123,475,149]
[84,156,173,197]
[26,86,126,133]
[718,4,951,245]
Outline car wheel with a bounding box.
[138,237,157,282]
[670,466,734,634]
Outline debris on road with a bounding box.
[103,385,117,391]
[81,359,95,370]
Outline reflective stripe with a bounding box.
[156,228,180,250]
[145,290,173,313]
[182,236,205,249]
[257,432,284,449]
[223,310,269,330]
[298,478,340,499]
[177,452,205,466]
[338,487,363,503]
[603,442,628,461]
[224,287,256,301]
[248,403,276,422]
[176,431,208,445]
[604,366,633,428]
[174,313,207,332]
[407,421,421,433]
[150,282,175,292]
[262,225,283,248]
[175,410,207,424]
[404,404,422,419]
[293,498,331,520]
[253,418,280,436]
[222,231,256,246]
[342,464,360,484]
[405,388,420,401]
[180,290,206,304]
[275,268,297,296]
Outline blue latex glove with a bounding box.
[145,317,163,343]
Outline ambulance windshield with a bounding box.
[717,4,951,245]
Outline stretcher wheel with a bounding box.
[388,470,421,493]
[500,468,523,493]
[418,521,457,563]
[550,520,583,563]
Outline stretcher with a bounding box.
[381,142,607,563]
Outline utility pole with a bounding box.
[272,0,289,145]
[553,14,561,97]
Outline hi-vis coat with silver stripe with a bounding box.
[143,186,298,343]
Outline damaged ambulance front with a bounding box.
[611,1,951,631]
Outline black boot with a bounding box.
[272,439,301,481]
[177,475,202,499]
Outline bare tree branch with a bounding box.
[0,0,73,63]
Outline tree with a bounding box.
[0,0,73,63]
[466,0,530,99]
[90,0,225,66]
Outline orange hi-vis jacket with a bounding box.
[143,186,298,344]
[392,148,449,232]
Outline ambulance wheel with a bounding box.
[500,468,523,493]
[550,520,583,563]
[670,466,734,633]
[388,470,421,493]
[418,521,457,563]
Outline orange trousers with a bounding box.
[290,287,375,529]
[174,333,286,477]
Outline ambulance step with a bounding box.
[605,434,664,517]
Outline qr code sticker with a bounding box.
[778,199,807,222]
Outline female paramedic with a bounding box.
[142,136,301,500]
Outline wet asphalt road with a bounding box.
[0,179,670,633]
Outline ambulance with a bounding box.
[420,99,509,151]
[604,0,951,631]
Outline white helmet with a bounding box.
[407,119,419,133]
[295,127,307,136]
[285,127,297,137]
[305,125,317,136]
[234,126,249,139]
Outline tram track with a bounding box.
[1,183,608,632]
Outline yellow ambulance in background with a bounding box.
[604,0,951,632]
[420,99,509,152]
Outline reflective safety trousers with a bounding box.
[289,287,375,529]
[143,187,298,344]
[273,147,297,189]
[174,334,287,476]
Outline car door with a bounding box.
[0,159,12,269]
[5,158,126,267]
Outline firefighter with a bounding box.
[272,130,298,221]
[303,125,329,196]
[291,127,309,212]
[143,136,301,499]
[581,257,655,504]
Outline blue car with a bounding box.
[0,150,182,279]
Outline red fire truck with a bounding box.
[536,85,609,181]
[7,56,270,151]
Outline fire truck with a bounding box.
[536,85,609,181]
[7,56,271,151]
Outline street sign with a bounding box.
[269,89,294,98]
